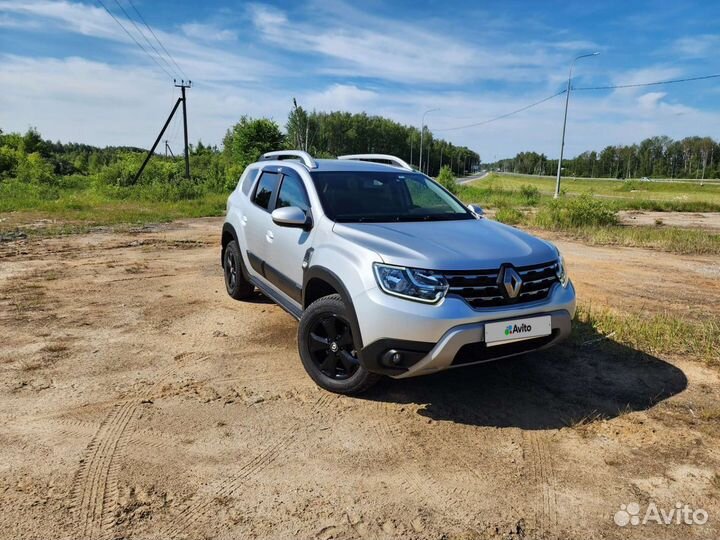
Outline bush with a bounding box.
[617,180,641,192]
[534,193,618,229]
[436,165,458,194]
[99,153,182,187]
[15,152,56,184]
[519,184,540,205]
[495,207,524,225]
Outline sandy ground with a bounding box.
[618,211,720,231]
[1,217,719,540]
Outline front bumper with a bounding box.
[391,309,571,378]
[355,281,576,378]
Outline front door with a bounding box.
[243,169,280,277]
[263,170,313,304]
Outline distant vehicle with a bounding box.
[221,151,576,394]
[641,177,651,182]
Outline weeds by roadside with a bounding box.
[565,225,720,255]
[574,303,720,366]
[458,185,720,255]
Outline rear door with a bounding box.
[263,170,313,304]
[243,168,281,277]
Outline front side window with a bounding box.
[310,171,472,223]
[277,174,310,212]
[253,171,281,210]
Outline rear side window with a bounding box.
[253,171,280,210]
[240,168,259,195]
[277,174,310,212]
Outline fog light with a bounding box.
[381,349,403,367]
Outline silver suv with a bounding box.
[221,151,576,394]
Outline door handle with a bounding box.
[265,230,274,242]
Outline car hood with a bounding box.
[333,218,558,270]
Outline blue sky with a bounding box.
[1,0,719,159]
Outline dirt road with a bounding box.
[1,217,719,540]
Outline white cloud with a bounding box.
[637,92,666,110]
[0,1,274,82]
[247,3,560,85]
[181,22,237,42]
[0,54,288,148]
[0,13,42,29]
[303,84,379,112]
[673,34,720,57]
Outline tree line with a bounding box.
[285,102,480,177]
[489,136,720,179]
[0,103,480,194]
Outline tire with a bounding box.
[298,294,380,394]
[223,240,254,300]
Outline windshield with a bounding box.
[310,171,473,223]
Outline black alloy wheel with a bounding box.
[307,314,360,380]
[225,249,238,291]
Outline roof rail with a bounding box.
[261,150,317,169]
[337,154,413,171]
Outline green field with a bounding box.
[0,177,226,239]
[456,173,720,255]
[2,170,719,256]
[467,173,720,212]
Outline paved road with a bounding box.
[494,171,720,185]
[458,171,489,185]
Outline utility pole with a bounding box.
[419,108,438,175]
[177,80,192,178]
[554,53,598,198]
[134,80,192,183]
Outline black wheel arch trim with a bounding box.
[302,266,364,351]
[221,222,239,267]
[221,222,252,282]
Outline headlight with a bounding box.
[373,263,448,303]
[556,255,569,287]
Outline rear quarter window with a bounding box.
[240,168,259,195]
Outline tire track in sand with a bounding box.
[157,392,337,538]
[68,400,138,540]
[66,352,209,540]
[523,431,559,538]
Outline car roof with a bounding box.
[254,158,418,174]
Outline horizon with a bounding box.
[1,0,720,160]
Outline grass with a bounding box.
[0,178,227,238]
[558,225,720,255]
[473,173,720,211]
[2,171,719,258]
[457,183,720,255]
[574,303,720,366]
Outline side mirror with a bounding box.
[272,206,312,230]
[467,204,484,216]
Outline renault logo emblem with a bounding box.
[501,267,523,298]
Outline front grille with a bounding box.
[442,260,560,309]
[452,331,558,366]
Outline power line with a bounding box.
[429,72,720,133]
[434,90,567,132]
[574,73,720,91]
[111,0,179,79]
[127,0,189,81]
[95,0,174,80]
